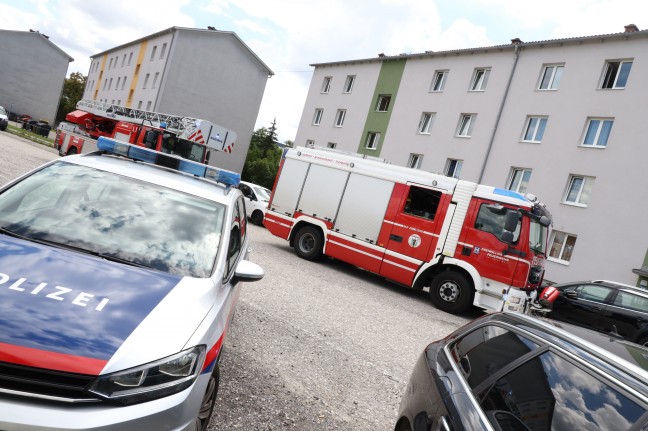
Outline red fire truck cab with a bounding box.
[265,146,553,315]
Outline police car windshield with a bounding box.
[0,162,225,278]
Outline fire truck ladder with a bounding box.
[76,99,200,136]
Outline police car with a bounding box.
[0,137,264,430]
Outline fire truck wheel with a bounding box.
[67,147,78,155]
[430,271,474,314]
[194,365,219,431]
[251,210,264,226]
[294,226,323,261]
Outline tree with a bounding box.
[241,120,283,189]
[55,72,87,124]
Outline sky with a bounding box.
[1,0,646,143]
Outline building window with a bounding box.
[456,114,475,137]
[305,139,315,148]
[137,101,142,109]
[408,154,423,169]
[430,70,448,92]
[321,76,332,93]
[150,45,157,61]
[564,175,594,206]
[418,112,433,134]
[343,75,355,93]
[103,78,107,89]
[539,64,563,90]
[507,168,532,194]
[160,43,167,59]
[601,60,633,89]
[116,77,121,89]
[135,64,140,76]
[121,55,126,67]
[313,108,323,125]
[143,73,150,89]
[334,109,346,127]
[109,58,113,69]
[327,142,337,149]
[108,78,113,90]
[445,159,463,178]
[365,132,380,150]
[549,231,577,263]
[582,118,613,148]
[152,72,159,89]
[122,76,127,90]
[128,52,133,66]
[376,95,391,112]
[522,116,548,143]
[146,101,152,110]
[118,100,121,105]
[470,68,491,91]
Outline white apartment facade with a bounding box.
[83,27,273,173]
[295,24,648,286]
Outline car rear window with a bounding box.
[0,162,225,278]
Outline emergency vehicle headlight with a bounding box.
[97,137,241,187]
[88,345,206,405]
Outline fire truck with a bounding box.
[55,99,237,163]
[265,146,553,315]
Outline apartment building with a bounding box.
[295,24,648,286]
[83,26,273,173]
[0,29,73,123]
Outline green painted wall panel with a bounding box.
[357,59,406,156]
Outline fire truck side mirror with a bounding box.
[539,215,551,227]
[504,210,520,232]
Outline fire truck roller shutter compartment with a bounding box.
[270,159,309,216]
[298,164,348,222]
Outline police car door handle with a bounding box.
[390,234,403,243]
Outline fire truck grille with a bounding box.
[0,361,100,402]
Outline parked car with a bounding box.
[0,137,264,431]
[395,311,648,431]
[238,180,271,226]
[546,279,648,346]
[0,106,8,131]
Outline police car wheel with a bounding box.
[294,226,323,261]
[195,366,220,431]
[251,210,264,226]
[429,271,473,314]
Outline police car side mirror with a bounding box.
[233,260,264,282]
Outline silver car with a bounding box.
[0,137,264,430]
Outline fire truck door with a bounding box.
[459,201,521,289]
[380,185,444,285]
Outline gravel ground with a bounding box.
[1,134,483,430]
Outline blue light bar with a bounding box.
[97,137,241,187]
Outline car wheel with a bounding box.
[194,366,219,431]
[251,210,264,226]
[293,226,323,261]
[637,335,648,347]
[430,271,474,314]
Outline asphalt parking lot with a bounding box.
[1,133,482,430]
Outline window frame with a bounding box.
[312,108,323,126]
[343,75,355,93]
[470,68,491,91]
[538,64,564,90]
[365,132,380,150]
[445,159,463,178]
[321,76,332,94]
[507,168,532,194]
[430,70,448,92]
[334,109,346,127]
[456,114,475,137]
[418,112,433,134]
[521,116,548,143]
[548,230,577,264]
[408,153,423,169]
[582,118,614,148]
[601,59,633,89]
[563,175,594,207]
[376,95,391,112]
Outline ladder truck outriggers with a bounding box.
[55,99,237,164]
[265,146,553,315]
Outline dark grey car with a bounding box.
[395,312,648,431]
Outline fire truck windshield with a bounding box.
[162,135,206,162]
[529,218,548,255]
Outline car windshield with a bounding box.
[0,162,225,278]
[252,185,271,201]
[529,218,548,255]
[0,106,6,115]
